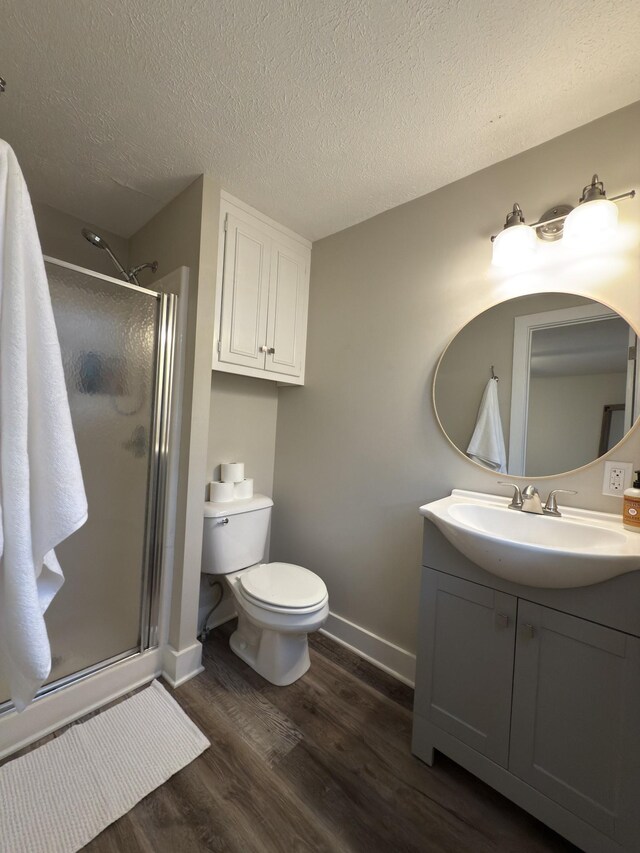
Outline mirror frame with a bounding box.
[433,290,640,480]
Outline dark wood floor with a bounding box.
[9,623,581,852]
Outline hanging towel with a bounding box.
[0,140,87,711]
[466,378,507,473]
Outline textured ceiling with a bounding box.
[1,1,639,241]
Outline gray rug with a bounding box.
[0,679,209,852]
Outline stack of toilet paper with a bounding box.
[208,462,254,503]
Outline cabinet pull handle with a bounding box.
[268,347,276,354]
[495,612,510,629]
[522,623,536,639]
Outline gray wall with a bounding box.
[208,373,278,499]
[271,101,640,656]
[526,372,627,475]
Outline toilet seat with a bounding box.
[238,562,328,614]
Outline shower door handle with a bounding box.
[122,425,148,458]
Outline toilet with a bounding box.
[202,494,329,685]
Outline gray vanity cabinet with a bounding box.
[509,601,640,844]
[414,571,516,767]
[413,542,640,853]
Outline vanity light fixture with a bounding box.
[563,175,619,246]
[491,204,538,268]
[491,174,635,266]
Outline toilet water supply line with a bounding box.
[199,580,224,642]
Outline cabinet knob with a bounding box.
[268,347,276,354]
[495,612,510,629]
[259,345,269,353]
[522,623,536,639]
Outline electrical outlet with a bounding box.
[602,461,634,496]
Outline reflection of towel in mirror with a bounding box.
[466,379,507,473]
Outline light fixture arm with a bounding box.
[504,203,526,228]
[528,189,635,231]
[580,174,606,203]
[491,188,635,242]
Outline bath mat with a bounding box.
[0,680,209,853]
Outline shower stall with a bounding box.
[0,257,177,732]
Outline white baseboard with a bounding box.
[0,648,162,760]
[161,641,204,688]
[320,611,416,687]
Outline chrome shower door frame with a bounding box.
[140,287,177,651]
[10,257,177,706]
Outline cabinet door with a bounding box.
[219,213,270,369]
[510,602,640,845]
[416,571,517,766]
[265,239,308,378]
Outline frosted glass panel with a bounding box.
[0,263,160,704]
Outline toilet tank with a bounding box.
[202,494,273,575]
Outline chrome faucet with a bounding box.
[498,482,577,516]
[521,485,543,514]
[543,489,577,517]
[497,482,523,510]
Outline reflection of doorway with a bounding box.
[508,303,636,476]
[599,404,625,455]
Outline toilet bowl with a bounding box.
[202,495,329,685]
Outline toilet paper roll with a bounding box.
[233,478,254,500]
[209,480,235,502]
[221,462,245,484]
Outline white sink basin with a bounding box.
[420,489,640,588]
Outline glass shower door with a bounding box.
[0,259,175,707]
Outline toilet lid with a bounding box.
[239,562,327,609]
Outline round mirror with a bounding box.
[434,293,638,478]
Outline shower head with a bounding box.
[80,226,157,285]
[81,228,109,250]
[81,227,131,282]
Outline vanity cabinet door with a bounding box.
[415,570,517,767]
[510,602,640,847]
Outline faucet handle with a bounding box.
[497,481,523,510]
[544,489,577,517]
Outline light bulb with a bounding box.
[492,223,537,269]
[563,198,618,247]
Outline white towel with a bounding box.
[466,378,507,473]
[0,140,88,711]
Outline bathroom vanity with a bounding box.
[412,513,640,853]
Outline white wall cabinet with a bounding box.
[213,193,311,385]
[413,526,640,853]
